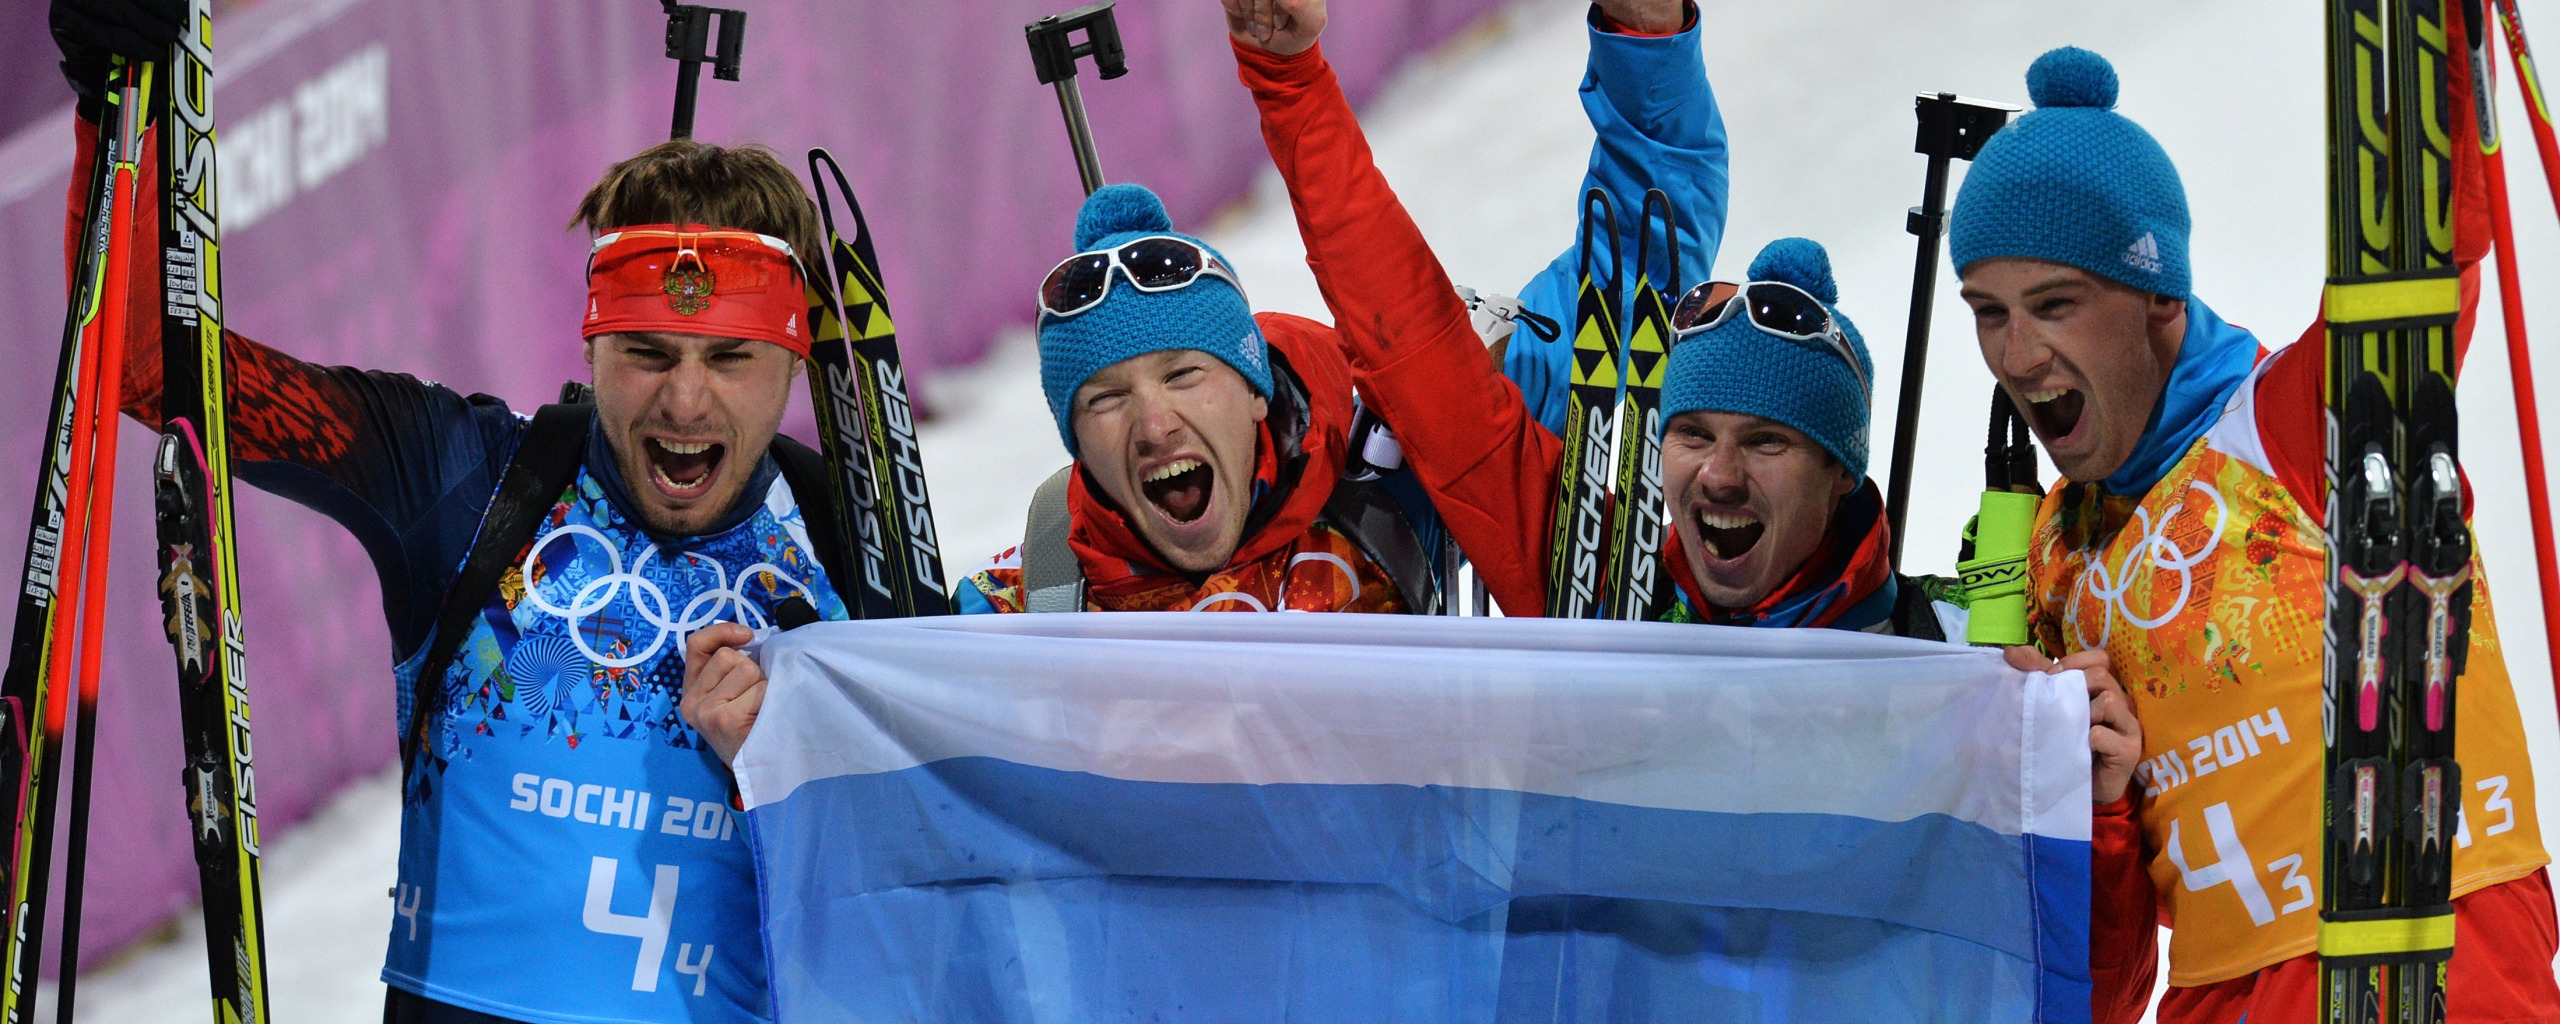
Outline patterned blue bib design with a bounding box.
[384,465,845,1024]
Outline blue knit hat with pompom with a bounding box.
[1660,237,1874,478]
[1949,47,2192,297]
[1037,184,1269,455]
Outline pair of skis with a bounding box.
[0,2,270,1020]
[799,151,950,618]
[1544,188,1674,621]
[2318,0,2470,1019]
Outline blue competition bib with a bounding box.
[384,467,845,1024]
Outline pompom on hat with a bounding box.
[1949,46,2193,298]
[1037,184,1269,455]
[1660,237,1874,479]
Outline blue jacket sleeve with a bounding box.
[1503,6,1730,437]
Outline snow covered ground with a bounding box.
[68,0,2560,1018]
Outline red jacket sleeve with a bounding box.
[2090,792,2160,1024]
[64,110,373,468]
[1233,40,1562,617]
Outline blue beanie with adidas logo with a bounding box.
[1037,184,1270,456]
[1950,47,2192,298]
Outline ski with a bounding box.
[796,149,900,621]
[1604,189,1673,622]
[2319,0,2467,1019]
[0,57,137,1024]
[1546,189,1621,619]
[151,3,274,1020]
[806,150,949,617]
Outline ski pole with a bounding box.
[1025,2,1128,196]
[660,0,745,141]
[53,60,149,1024]
[2495,0,2560,217]
[0,51,140,1021]
[1884,92,2016,569]
[2481,3,2560,724]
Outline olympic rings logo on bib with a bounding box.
[520,524,812,669]
[2066,480,2229,649]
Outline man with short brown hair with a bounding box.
[1951,43,2558,1024]
[53,3,851,1017]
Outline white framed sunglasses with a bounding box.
[1038,235,1247,318]
[1669,279,1868,397]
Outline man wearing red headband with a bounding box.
[57,2,847,1008]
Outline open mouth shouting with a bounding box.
[1140,456,1214,525]
[644,436,728,500]
[2018,386,2087,447]
[1693,506,1766,563]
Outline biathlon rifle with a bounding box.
[1026,2,1128,196]
[1886,92,2017,569]
[660,0,745,141]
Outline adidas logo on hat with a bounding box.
[2121,232,2163,275]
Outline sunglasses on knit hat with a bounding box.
[1038,235,1248,319]
[1670,280,1869,398]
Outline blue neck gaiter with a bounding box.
[2098,297,2259,496]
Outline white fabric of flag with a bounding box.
[732,612,2091,1023]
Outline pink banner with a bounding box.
[0,0,1510,970]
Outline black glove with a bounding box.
[51,0,186,115]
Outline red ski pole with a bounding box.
[51,61,145,1015]
[2489,0,2560,712]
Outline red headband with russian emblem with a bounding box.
[583,225,811,358]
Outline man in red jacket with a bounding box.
[686,183,1430,756]
[1949,36,2560,1024]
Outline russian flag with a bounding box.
[734,613,2090,1022]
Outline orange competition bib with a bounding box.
[2026,360,2546,985]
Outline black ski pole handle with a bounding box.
[662,0,747,141]
[1884,91,2018,570]
[1026,2,1128,195]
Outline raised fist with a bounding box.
[1222,0,1326,57]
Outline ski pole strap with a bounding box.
[403,402,593,776]
[2316,906,2457,967]
[1022,466,1084,612]
[2324,268,2462,332]
[1959,490,2040,646]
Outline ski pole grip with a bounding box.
[1959,490,2040,646]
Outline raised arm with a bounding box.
[1505,1,1729,437]
[1227,4,1560,616]
[64,112,523,658]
